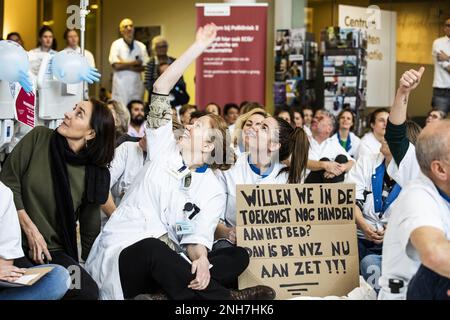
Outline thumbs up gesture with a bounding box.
[399,67,425,93]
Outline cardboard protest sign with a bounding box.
[237,183,359,299]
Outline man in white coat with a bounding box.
[109,18,149,107]
[379,67,450,300]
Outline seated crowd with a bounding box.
[0,25,448,301]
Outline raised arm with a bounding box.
[152,24,217,95]
[389,67,425,125]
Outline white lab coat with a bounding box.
[378,173,450,300]
[85,120,225,300]
[109,38,149,107]
[217,153,288,228]
[386,142,420,188]
[345,153,391,237]
[358,132,381,159]
[109,141,147,205]
[28,47,57,76]
[331,131,361,159]
[0,182,24,260]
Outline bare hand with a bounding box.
[188,256,211,291]
[399,67,425,93]
[437,50,449,62]
[0,265,26,282]
[25,227,52,264]
[323,172,336,180]
[228,227,236,244]
[362,224,384,244]
[196,23,218,48]
[324,161,342,176]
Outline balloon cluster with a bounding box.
[0,40,33,93]
[52,50,101,84]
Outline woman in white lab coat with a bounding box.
[28,26,57,76]
[86,24,274,301]
[214,116,310,250]
[331,108,360,159]
[358,108,390,159]
[231,108,268,157]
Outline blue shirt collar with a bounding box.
[195,164,209,173]
[248,155,275,178]
[437,187,450,204]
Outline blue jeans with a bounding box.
[358,239,382,291]
[407,264,450,300]
[0,264,70,300]
[431,88,450,114]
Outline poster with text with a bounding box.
[338,5,396,108]
[196,3,267,110]
[237,183,359,300]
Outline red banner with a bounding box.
[196,4,267,110]
[15,88,36,128]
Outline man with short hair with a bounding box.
[379,67,450,300]
[305,109,354,183]
[63,28,95,68]
[109,18,149,107]
[431,18,450,114]
[127,100,146,138]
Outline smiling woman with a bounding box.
[0,98,115,300]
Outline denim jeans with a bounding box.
[0,264,70,300]
[407,264,450,300]
[431,88,450,114]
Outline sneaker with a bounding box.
[230,285,276,300]
[134,292,168,300]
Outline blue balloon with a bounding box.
[0,40,33,93]
[52,50,101,84]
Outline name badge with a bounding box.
[175,221,195,235]
[167,165,190,180]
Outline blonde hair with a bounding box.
[152,35,168,51]
[232,108,269,148]
[106,100,130,135]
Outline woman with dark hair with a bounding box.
[29,26,57,76]
[0,99,116,300]
[358,108,390,159]
[215,116,309,250]
[6,32,24,47]
[205,102,221,116]
[332,108,361,159]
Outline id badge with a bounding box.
[167,165,191,180]
[175,220,195,235]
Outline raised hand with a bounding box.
[398,67,425,93]
[195,23,218,48]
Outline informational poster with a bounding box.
[237,183,359,300]
[196,3,267,109]
[15,88,35,128]
[338,5,397,108]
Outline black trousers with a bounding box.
[305,155,348,184]
[407,264,450,300]
[14,251,99,300]
[118,238,250,300]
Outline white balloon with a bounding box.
[0,40,29,82]
[52,50,91,84]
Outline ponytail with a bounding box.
[286,127,309,183]
[275,117,309,183]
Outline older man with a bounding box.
[379,67,450,300]
[109,18,149,107]
[305,109,354,183]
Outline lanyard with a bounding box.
[372,161,402,216]
[337,131,352,152]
